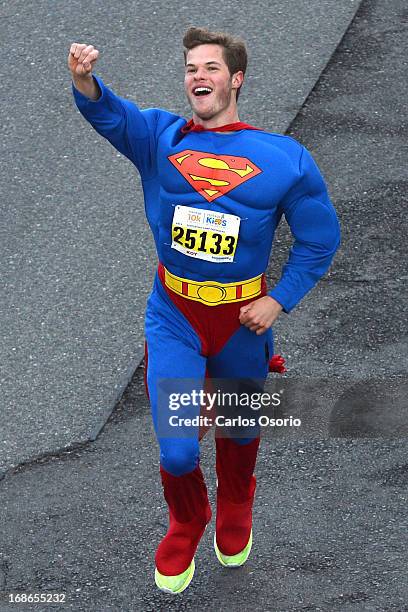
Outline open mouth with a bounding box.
[193,86,213,97]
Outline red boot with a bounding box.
[214,436,260,566]
[155,463,212,593]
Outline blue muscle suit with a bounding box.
[72,74,340,574]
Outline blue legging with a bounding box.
[145,273,274,476]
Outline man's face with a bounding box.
[184,44,242,121]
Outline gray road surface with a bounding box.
[0,0,362,474]
[1,0,407,610]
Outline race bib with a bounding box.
[171,205,241,263]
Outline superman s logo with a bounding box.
[168,150,262,203]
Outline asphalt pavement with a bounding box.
[1,0,407,610]
[0,0,362,475]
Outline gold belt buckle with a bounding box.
[196,283,228,304]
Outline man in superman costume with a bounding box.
[69,26,340,594]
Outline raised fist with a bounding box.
[68,43,99,77]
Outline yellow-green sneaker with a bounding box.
[154,559,195,594]
[214,529,253,567]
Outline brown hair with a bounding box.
[183,26,247,100]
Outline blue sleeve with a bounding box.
[71,74,160,179]
[268,145,341,313]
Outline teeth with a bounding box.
[194,87,212,95]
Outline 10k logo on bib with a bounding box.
[171,205,240,263]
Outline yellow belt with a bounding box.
[163,266,263,306]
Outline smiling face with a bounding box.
[184,44,243,127]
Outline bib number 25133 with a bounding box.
[171,205,240,263]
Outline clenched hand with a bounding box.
[68,43,99,77]
[239,295,283,335]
